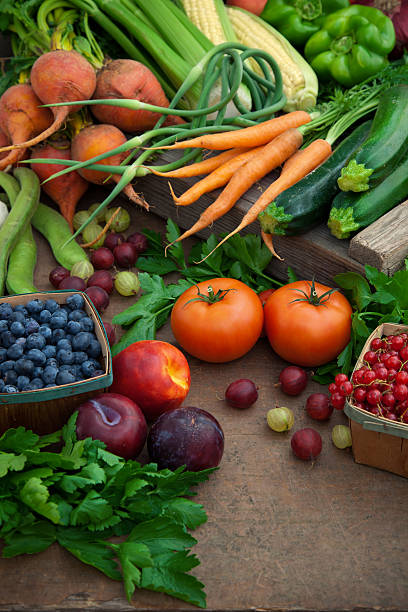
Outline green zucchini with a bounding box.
[337,85,408,193]
[258,121,372,237]
[328,151,408,239]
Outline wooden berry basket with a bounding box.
[0,291,113,435]
[344,323,408,478]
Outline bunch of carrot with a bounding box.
[150,110,333,256]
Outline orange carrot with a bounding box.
[170,145,265,206]
[200,138,333,259]
[261,230,283,260]
[156,111,311,151]
[170,128,304,245]
[148,147,249,178]
[279,148,305,176]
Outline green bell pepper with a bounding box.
[260,0,350,48]
[304,5,396,87]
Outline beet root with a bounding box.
[30,140,89,230]
[0,50,96,153]
[0,83,53,169]
[91,59,183,132]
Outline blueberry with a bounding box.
[26,333,46,351]
[0,348,7,363]
[43,366,58,385]
[26,299,44,314]
[29,378,44,390]
[72,351,88,365]
[0,320,8,333]
[51,329,66,343]
[45,299,59,313]
[80,317,94,332]
[66,294,85,310]
[39,309,52,324]
[4,370,18,386]
[72,332,92,351]
[57,338,72,352]
[0,379,5,392]
[9,311,25,324]
[50,314,66,329]
[81,360,97,378]
[25,318,40,335]
[1,331,16,348]
[0,303,13,320]
[38,325,52,343]
[15,359,34,377]
[66,320,81,335]
[15,337,26,346]
[10,321,25,337]
[4,385,18,393]
[57,349,74,365]
[7,343,24,360]
[26,348,46,366]
[14,305,28,315]
[71,364,84,379]
[32,366,44,379]
[56,370,76,385]
[46,357,58,369]
[43,345,57,359]
[0,360,16,375]
[68,309,85,322]
[17,375,30,391]
[87,338,102,359]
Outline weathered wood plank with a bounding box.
[137,157,365,285]
[349,200,408,274]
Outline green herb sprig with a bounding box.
[0,413,215,607]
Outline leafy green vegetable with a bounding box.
[314,261,408,383]
[112,220,282,353]
[0,413,215,608]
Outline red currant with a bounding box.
[334,373,348,386]
[328,382,338,394]
[382,392,396,408]
[370,405,380,416]
[370,338,382,351]
[352,369,366,384]
[363,351,378,365]
[363,370,376,385]
[375,366,388,381]
[353,387,367,402]
[387,369,398,382]
[338,381,353,397]
[379,352,390,363]
[402,411,408,424]
[391,335,405,351]
[331,392,345,410]
[394,384,408,401]
[353,402,365,410]
[399,347,408,362]
[366,389,381,405]
[395,371,408,385]
[386,412,398,421]
[385,355,402,370]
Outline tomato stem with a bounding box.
[184,284,236,306]
[290,278,338,306]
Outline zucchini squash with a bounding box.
[258,121,372,236]
[328,151,408,239]
[337,85,408,193]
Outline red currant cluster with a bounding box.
[328,332,408,423]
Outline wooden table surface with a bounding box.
[0,193,407,612]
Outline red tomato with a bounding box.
[258,288,276,338]
[171,278,263,363]
[264,280,352,367]
[225,0,268,16]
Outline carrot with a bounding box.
[0,50,96,153]
[279,148,305,176]
[261,230,283,261]
[91,59,184,133]
[71,124,148,210]
[170,145,265,206]
[156,111,311,150]
[170,128,304,245]
[148,147,249,178]
[0,84,53,170]
[30,140,89,230]
[200,138,333,259]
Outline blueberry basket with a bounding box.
[0,290,112,435]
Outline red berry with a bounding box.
[363,351,378,365]
[395,399,408,416]
[385,355,402,370]
[363,370,376,385]
[328,382,338,395]
[399,347,408,362]
[395,371,408,385]
[338,381,353,397]
[387,369,397,382]
[334,373,348,385]
[353,387,367,402]
[382,392,396,408]
[370,338,382,351]
[391,335,405,351]
[353,401,365,410]
[375,366,388,381]
[331,392,345,410]
[394,384,408,401]
[370,405,380,416]
[352,369,366,384]
[402,411,408,424]
[386,412,398,421]
[366,389,381,405]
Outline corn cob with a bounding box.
[226,6,318,112]
[180,0,237,46]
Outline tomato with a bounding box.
[258,288,276,338]
[263,280,352,367]
[171,278,264,363]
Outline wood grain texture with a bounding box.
[1,192,407,612]
[349,200,408,274]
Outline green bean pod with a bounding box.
[6,224,38,295]
[0,168,40,296]
[32,202,89,270]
